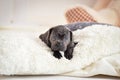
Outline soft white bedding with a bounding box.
[0,25,120,77]
[0,76,119,80]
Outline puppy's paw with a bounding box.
[64,54,73,60]
[74,42,78,46]
[53,51,62,59]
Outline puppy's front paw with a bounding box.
[64,54,73,60]
[53,51,62,59]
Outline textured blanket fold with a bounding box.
[0,25,120,77]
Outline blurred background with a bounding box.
[0,0,96,28]
[0,1,120,80]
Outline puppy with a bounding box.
[39,22,111,60]
[40,25,77,60]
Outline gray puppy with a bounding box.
[40,25,77,60]
[39,22,111,60]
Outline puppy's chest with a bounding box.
[60,51,64,56]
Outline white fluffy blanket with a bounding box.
[0,25,120,77]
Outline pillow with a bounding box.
[0,25,120,77]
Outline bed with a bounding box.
[0,24,120,80]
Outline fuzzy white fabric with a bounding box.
[0,25,120,77]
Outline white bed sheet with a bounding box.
[0,76,120,80]
[0,24,120,78]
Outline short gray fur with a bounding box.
[65,22,112,31]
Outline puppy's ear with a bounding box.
[70,31,73,41]
[39,28,53,47]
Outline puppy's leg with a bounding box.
[53,51,62,59]
[64,42,78,60]
[64,48,73,60]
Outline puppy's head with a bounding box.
[40,25,72,51]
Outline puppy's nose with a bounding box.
[56,42,62,46]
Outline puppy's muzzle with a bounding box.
[52,41,66,51]
[56,42,63,47]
